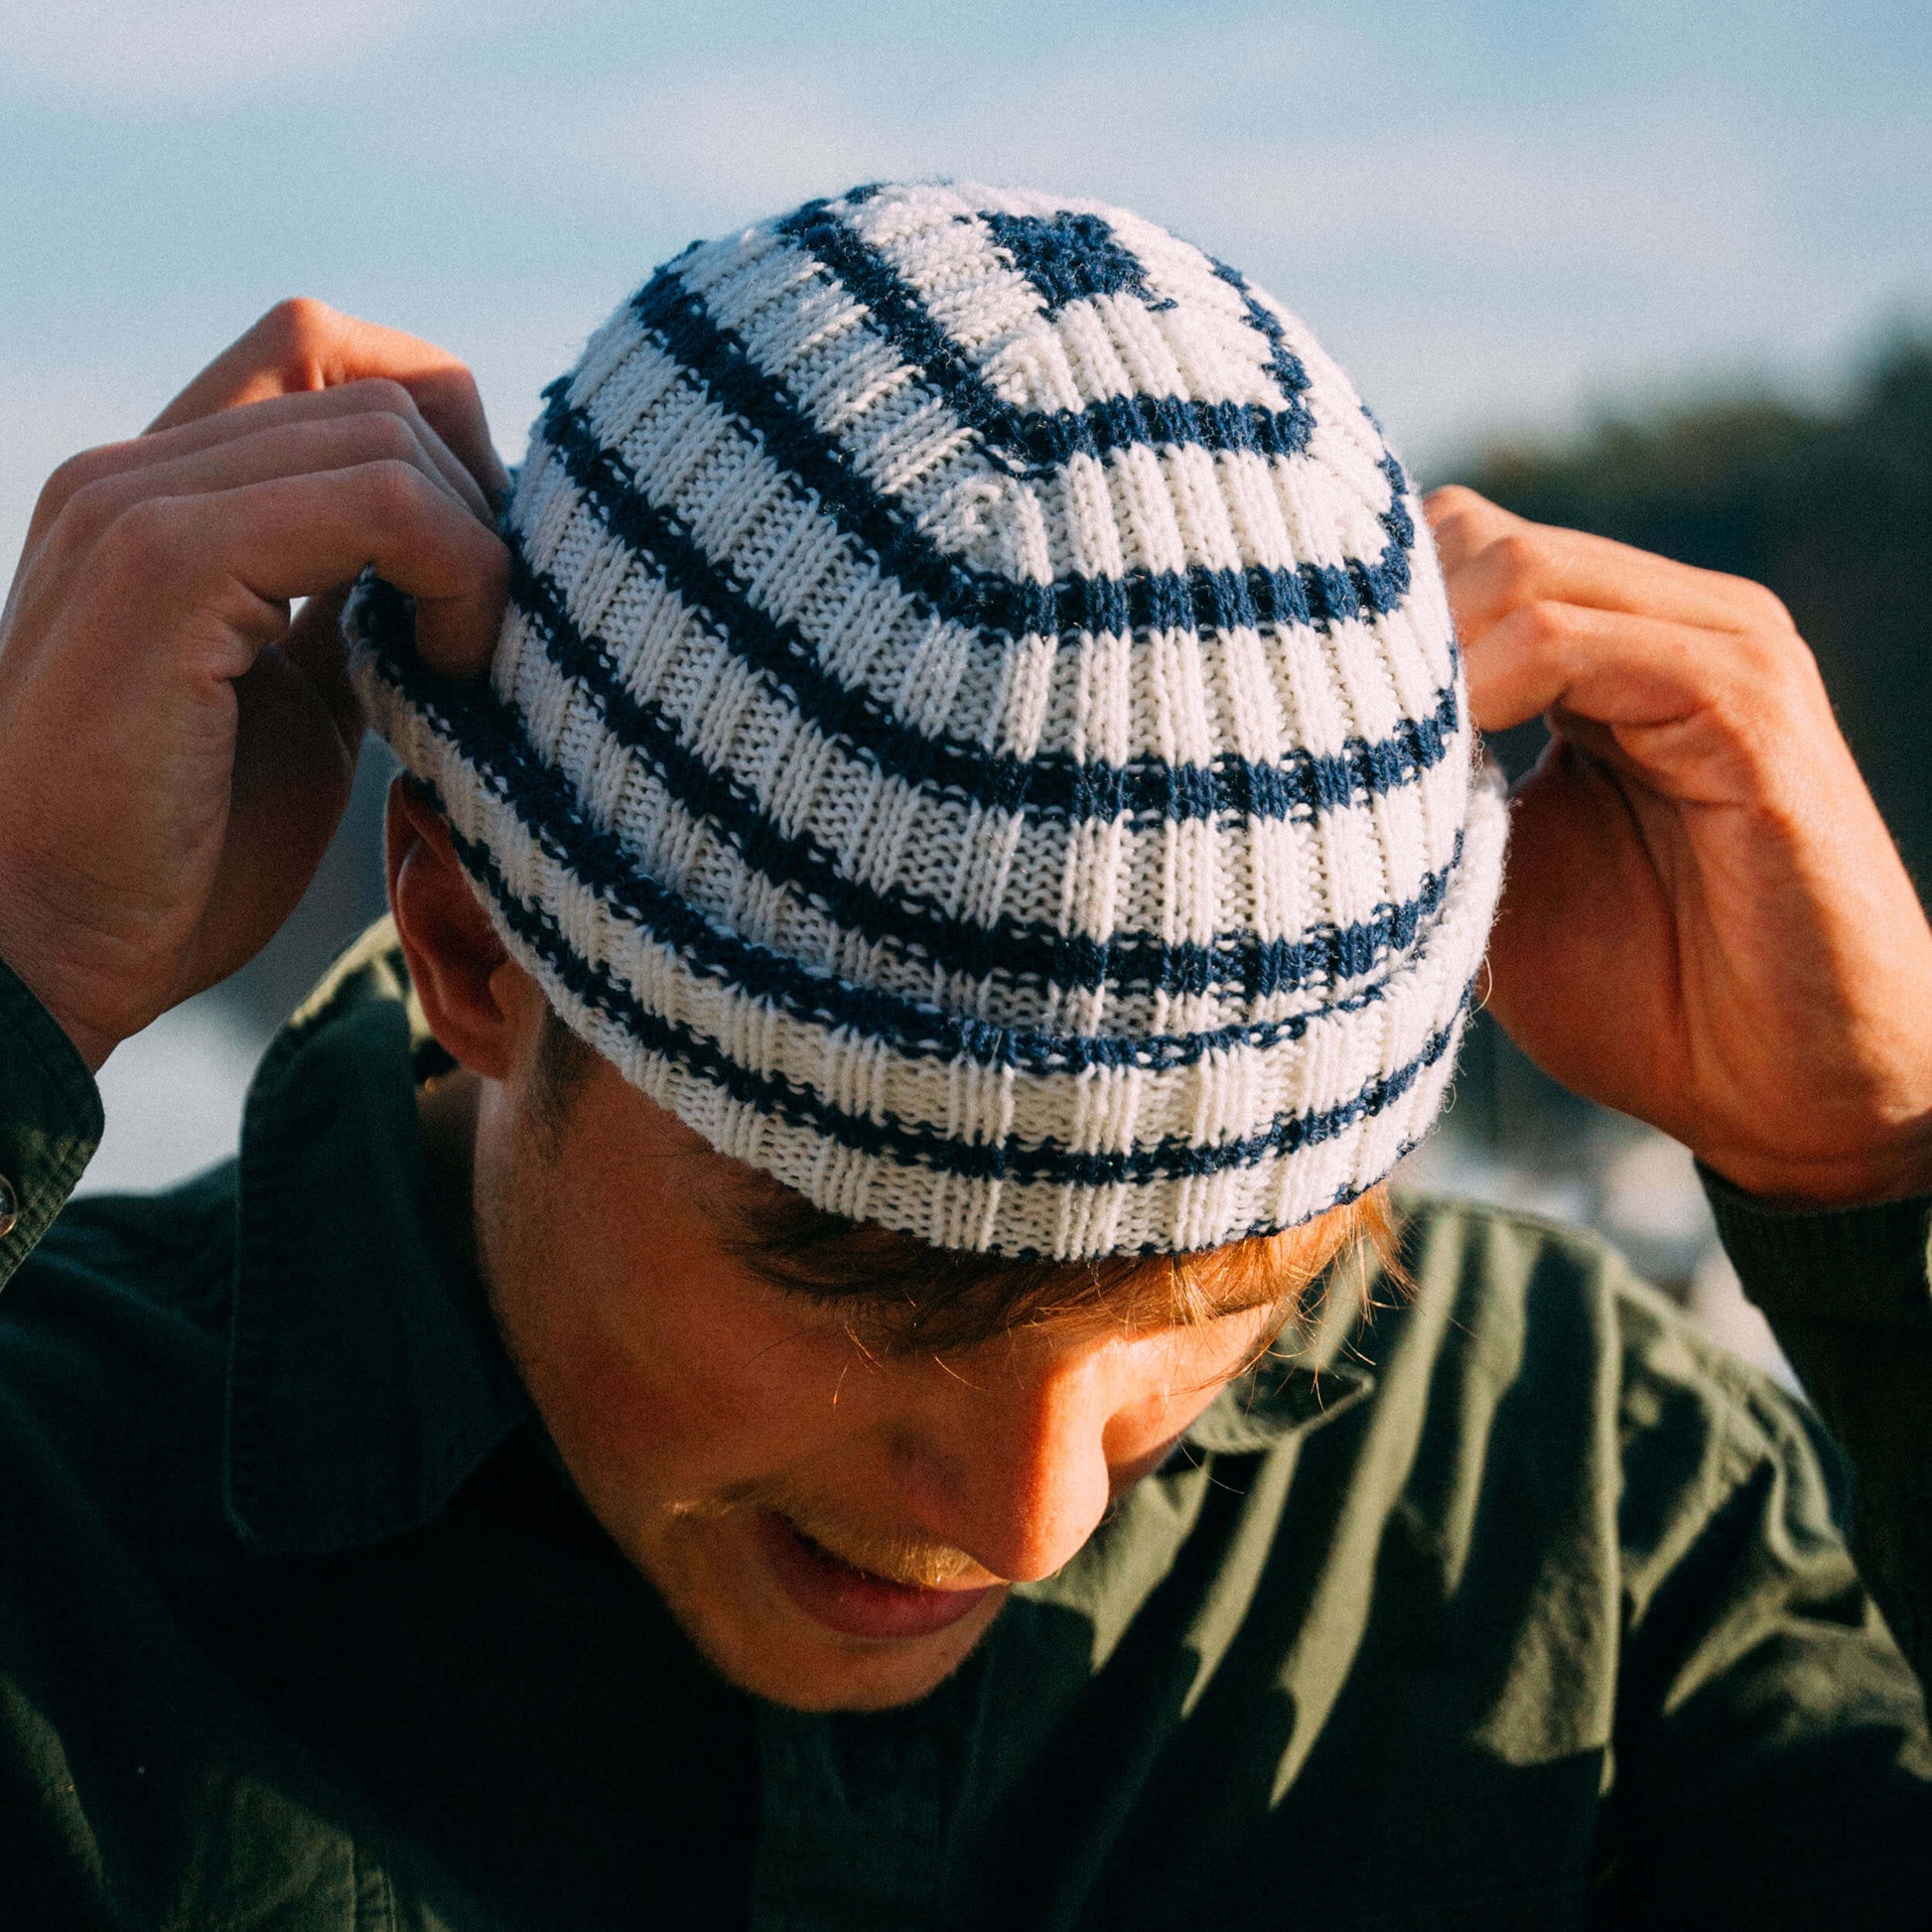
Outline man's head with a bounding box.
[357,181,1506,1709]
[391,783,1384,1707]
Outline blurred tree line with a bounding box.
[1441,335,1932,1160]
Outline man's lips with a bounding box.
[755,1511,1001,1641]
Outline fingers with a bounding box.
[279,587,364,758]
[1422,484,1514,574]
[1461,595,1841,811]
[1424,483,1836,802]
[146,297,509,502]
[29,381,496,566]
[0,308,506,1067]
[1425,484,1791,639]
[153,381,492,518]
[1464,601,1731,734]
[98,464,506,678]
[39,406,491,566]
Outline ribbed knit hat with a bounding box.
[350,180,1507,1259]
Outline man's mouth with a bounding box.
[755,1511,1002,1641]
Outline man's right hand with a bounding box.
[0,300,508,1071]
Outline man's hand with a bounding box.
[0,300,508,1071]
[1428,486,1932,1206]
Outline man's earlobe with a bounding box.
[384,774,523,1079]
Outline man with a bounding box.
[0,180,1929,1929]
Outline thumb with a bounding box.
[280,587,365,759]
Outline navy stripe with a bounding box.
[504,539,1463,1004]
[774,199,1316,472]
[533,388,1457,824]
[434,791,1471,1194]
[629,272,1035,634]
[359,591,1454,1080]
[1208,257,1314,427]
[623,265,1414,646]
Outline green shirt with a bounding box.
[2,923,1930,1930]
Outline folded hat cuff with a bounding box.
[354,619,1506,1258]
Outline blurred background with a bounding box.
[3,0,1928,1378]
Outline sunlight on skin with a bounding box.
[455,1041,1291,1711]
[388,715,1331,1712]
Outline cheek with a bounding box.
[560,1318,810,1490]
[545,1315,871,1547]
[1107,1320,1278,1452]
[486,1153,862,1508]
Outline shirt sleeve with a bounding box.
[1703,1170,1932,1694]
[0,955,102,1294]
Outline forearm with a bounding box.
[1705,1173,1932,1688]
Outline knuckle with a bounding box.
[1703,566,1798,639]
[349,374,419,420]
[1518,598,1573,647]
[253,296,340,372]
[360,457,431,520]
[54,471,136,544]
[100,495,186,574]
[1423,487,1482,560]
[415,359,483,406]
[1425,483,1481,521]
[1742,621,1818,696]
[1742,577,1796,633]
[38,446,117,518]
[1698,621,1820,747]
[1487,531,1547,601]
[407,363,492,460]
[355,407,422,465]
[33,452,123,547]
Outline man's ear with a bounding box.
[385,775,529,1080]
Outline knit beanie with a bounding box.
[350,180,1508,1260]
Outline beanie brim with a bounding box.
[354,611,1506,1258]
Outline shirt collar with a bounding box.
[223,919,529,1556]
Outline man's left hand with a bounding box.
[1428,485,1932,1207]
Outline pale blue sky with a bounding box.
[3,0,1928,572]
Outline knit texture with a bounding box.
[350,180,1509,1259]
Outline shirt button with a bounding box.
[0,1173,17,1239]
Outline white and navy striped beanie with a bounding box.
[351,180,1508,1260]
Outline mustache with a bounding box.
[674,1480,989,1589]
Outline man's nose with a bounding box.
[897,1346,1118,1586]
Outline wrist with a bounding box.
[0,901,127,1075]
[0,962,120,1073]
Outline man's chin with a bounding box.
[647,1510,1010,1712]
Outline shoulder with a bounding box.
[1394,1191,1808,1429]
[0,1162,236,1528]
[1385,1193,1842,1559]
